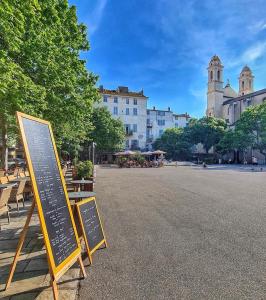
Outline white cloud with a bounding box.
[248,21,266,34]
[86,0,108,35]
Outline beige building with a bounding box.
[206,55,266,125]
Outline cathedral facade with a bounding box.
[206,55,266,125]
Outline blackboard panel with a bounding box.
[21,117,78,267]
[78,199,104,251]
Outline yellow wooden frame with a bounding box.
[16,112,81,279]
[76,197,107,264]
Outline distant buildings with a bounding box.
[98,85,190,150]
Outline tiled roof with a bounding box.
[223,88,266,105]
[174,113,191,118]
[99,88,148,98]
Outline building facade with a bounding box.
[206,55,266,125]
[97,86,148,150]
[98,86,190,150]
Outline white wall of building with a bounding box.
[97,91,147,150]
[98,86,190,151]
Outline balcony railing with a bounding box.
[125,130,134,136]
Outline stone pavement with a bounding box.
[0,201,84,300]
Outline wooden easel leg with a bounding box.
[5,200,35,290]
[77,255,87,278]
[51,277,59,300]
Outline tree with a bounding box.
[186,116,227,153]
[235,102,266,155]
[216,129,252,155]
[0,0,99,168]
[89,107,125,153]
[153,128,192,160]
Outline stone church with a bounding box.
[206,55,266,125]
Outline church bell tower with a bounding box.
[206,55,224,118]
[238,66,254,96]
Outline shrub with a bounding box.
[76,160,94,179]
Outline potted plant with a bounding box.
[76,160,94,179]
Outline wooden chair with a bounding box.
[25,171,30,177]
[7,175,16,182]
[9,180,26,212]
[0,170,5,177]
[19,172,26,178]
[0,176,8,184]
[0,187,12,230]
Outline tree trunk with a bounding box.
[0,121,8,171]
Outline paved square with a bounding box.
[80,165,266,299]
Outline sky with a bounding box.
[69,0,266,118]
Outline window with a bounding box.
[175,123,179,128]
[227,106,230,115]
[159,129,164,137]
[133,124,137,132]
[103,95,108,102]
[217,70,220,81]
[113,107,118,115]
[114,97,118,103]
[247,100,251,107]
[157,111,165,116]
[126,108,129,115]
[210,70,213,81]
[249,80,252,88]
[124,124,131,134]
[147,119,150,124]
[157,120,165,126]
[131,139,139,149]
[133,108,138,115]
[242,81,244,89]
[147,110,150,115]
[125,140,129,149]
[133,98,137,105]
[126,98,129,104]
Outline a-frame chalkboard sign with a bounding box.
[76,197,107,264]
[5,112,86,300]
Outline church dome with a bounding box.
[209,55,222,66]
[241,65,252,74]
[223,81,237,98]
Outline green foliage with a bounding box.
[0,0,99,167]
[76,160,93,179]
[235,102,266,154]
[90,107,125,152]
[134,153,145,165]
[186,116,227,153]
[154,128,192,160]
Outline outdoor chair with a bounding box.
[0,176,8,184]
[0,170,5,177]
[19,172,26,178]
[7,175,16,182]
[9,179,26,212]
[0,186,12,230]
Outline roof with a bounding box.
[210,55,221,63]
[147,108,172,113]
[223,88,266,105]
[241,65,252,73]
[174,113,191,118]
[99,87,147,98]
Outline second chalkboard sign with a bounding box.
[76,197,107,263]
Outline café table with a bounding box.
[68,191,96,203]
[11,177,30,183]
[70,179,93,191]
[0,183,17,189]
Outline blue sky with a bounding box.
[69,0,266,117]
